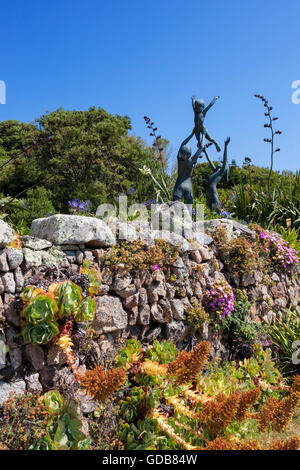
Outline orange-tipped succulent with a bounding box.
[80,365,127,403]
[167,341,210,384]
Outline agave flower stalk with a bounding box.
[254,94,282,193]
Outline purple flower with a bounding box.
[152,265,159,271]
[127,188,136,196]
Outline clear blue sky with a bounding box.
[1,0,299,173]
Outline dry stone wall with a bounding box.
[0,214,299,405]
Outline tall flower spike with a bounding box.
[167,341,210,384]
[80,365,127,403]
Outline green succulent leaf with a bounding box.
[57,281,83,318]
[20,285,35,304]
[23,294,58,324]
[42,390,64,414]
[22,321,59,344]
[74,296,96,322]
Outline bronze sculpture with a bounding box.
[173,131,203,204]
[205,137,230,212]
[191,95,220,152]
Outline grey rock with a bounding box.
[138,305,151,325]
[47,344,67,366]
[97,284,110,296]
[39,366,77,391]
[25,373,43,393]
[0,250,9,271]
[164,321,191,346]
[204,219,234,239]
[21,235,53,250]
[3,293,19,326]
[190,250,202,263]
[0,220,15,248]
[93,295,127,333]
[1,272,15,294]
[0,277,4,295]
[158,299,173,322]
[76,390,98,414]
[114,284,137,299]
[24,344,45,371]
[123,293,139,310]
[14,267,24,293]
[150,304,165,323]
[118,222,138,241]
[112,274,132,292]
[231,220,256,238]
[9,346,22,370]
[59,244,80,251]
[144,326,162,342]
[242,272,256,287]
[84,250,94,261]
[31,214,115,247]
[170,299,185,320]
[151,201,193,234]
[42,247,65,266]
[23,248,43,268]
[152,230,190,252]
[99,334,117,360]
[76,251,84,264]
[0,380,26,405]
[198,246,213,261]
[121,325,142,341]
[6,248,23,269]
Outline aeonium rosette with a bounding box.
[205,278,235,318]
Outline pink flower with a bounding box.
[152,265,159,271]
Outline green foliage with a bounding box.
[0,108,164,226]
[57,281,83,318]
[4,186,56,234]
[79,260,102,295]
[74,296,96,323]
[32,391,90,450]
[233,345,282,393]
[146,340,178,364]
[223,291,265,345]
[265,305,300,375]
[22,294,58,324]
[119,417,169,450]
[116,340,290,450]
[185,299,210,330]
[103,239,179,274]
[271,225,300,257]
[115,338,142,367]
[22,321,59,345]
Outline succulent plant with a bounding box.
[74,296,96,323]
[22,293,58,324]
[22,321,59,345]
[56,281,83,318]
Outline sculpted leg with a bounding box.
[204,129,220,152]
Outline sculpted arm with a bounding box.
[204,148,216,170]
[222,137,230,171]
[191,95,196,111]
[203,95,220,116]
[178,131,194,153]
